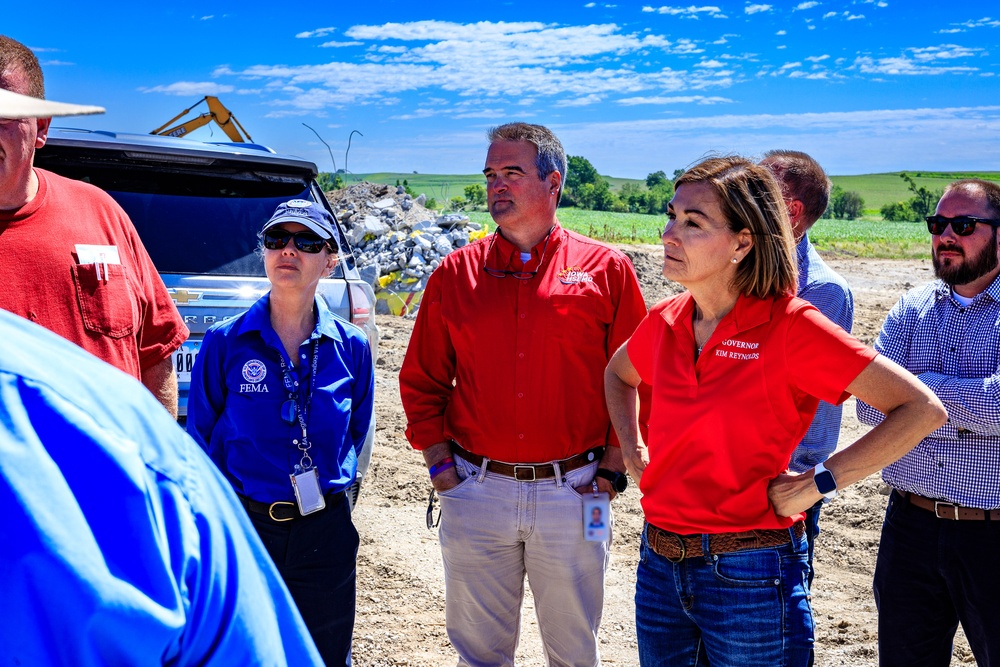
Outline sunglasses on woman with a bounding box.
[262,228,331,253]
[925,215,1000,237]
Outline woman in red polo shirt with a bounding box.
[605,156,946,666]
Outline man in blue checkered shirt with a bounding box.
[858,179,1000,667]
[761,151,855,581]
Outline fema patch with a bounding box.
[242,359,267,383]
[557,266,594,285]
[285,199,312,208]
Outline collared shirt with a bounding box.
[0,309,320,666]
[858,273,1000,509]
[628,292,876,534]
[187,293,374,503]
[400,223,648,462]
[0,169,187,380]
[789,235,855,472]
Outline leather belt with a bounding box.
[898,490,1000,521]
[647,522,806,563]
[452,443,604,481]
[239,490,345,522]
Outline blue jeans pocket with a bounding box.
[712,548,781,588]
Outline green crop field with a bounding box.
[465,210,930,259]
[830,172,1000,213]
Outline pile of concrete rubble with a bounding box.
[326,182,486,315]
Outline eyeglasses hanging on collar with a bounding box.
[482,227,554,279]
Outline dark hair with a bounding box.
[487,122,567,200]
[944,179,1000,218]
[760,150,831,228]
[0,35,44,98]
[676,156,797,298]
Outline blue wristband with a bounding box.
[429,457,455,479]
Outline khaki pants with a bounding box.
[437,456,609,667]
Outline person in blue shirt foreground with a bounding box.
[760,150,855,585]
[0,309,322,666]
[187,199,375,666]
[0,86,320,667]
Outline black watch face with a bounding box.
[815,470,837,495]
[597,469,627,492]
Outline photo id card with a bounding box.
[583,493,611,542]
[290,468,326,516]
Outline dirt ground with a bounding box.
[351,247,973,666]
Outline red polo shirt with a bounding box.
[0,169,187,380]
[627,292,876,534]
[400,224,648,462]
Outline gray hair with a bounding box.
[487,122,567,200]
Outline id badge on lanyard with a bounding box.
[291,467,326,515]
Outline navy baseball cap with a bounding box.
[262,199,337,241]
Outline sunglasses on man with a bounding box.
[262,228,334,254]
[925,215,1000,237]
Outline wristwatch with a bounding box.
[812,462,838,499]
[594,468,628,494]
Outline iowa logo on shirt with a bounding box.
[240,359,269,393]
[558,266,594,285]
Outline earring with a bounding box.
[731,257,739,263]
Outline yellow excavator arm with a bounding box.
[150,96,253,143]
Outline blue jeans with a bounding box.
[635,524,814,667]
[874,491,1000,667]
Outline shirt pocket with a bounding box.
[72,263,138,339]
[547,292,611,349]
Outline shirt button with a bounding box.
[292,439,299,444]
[301,353,307,359]
[519,352,525,359]
[518,392,524,398]
[520,313,526,319]
[519,434,525,439]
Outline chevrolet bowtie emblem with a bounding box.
[169,289,204,305]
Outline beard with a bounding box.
[933,231,1000,286]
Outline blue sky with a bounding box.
[8,0,1000,177]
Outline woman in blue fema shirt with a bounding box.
[187,199,375,666]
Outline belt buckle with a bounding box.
[269,501,297,522]
[934,501,960,520]
[664,532,687,563]
[513,465,536,481]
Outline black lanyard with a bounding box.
[278,338,320,470]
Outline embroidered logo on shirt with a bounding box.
[715,339,760,360]
[558,266,594,285]
[242,359,267,383]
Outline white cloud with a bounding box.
[794,1,819,10]
[695,59,726,68]
[846,13,864,20]
[776,29,786,35]
[937,28,963,34]
[40,60,74,67]
[297,27,339,39]
[805,54,830,62]
[641,5,726,18]
[199,15,214,20]
[958,17,1000,29]
[911,44,981,60]
[141,82,236,96]
[744,4,772,14]
[546,106,1000,177]
[854,53,978,75]
[320,41,364,48]
[617,95,732,105]
[584,2,596,7]
[556,94,604,107]
[822,11,836,18]
[28,46,62,53]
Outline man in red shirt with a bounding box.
[0,36,186,416]
[400,122,647,666]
